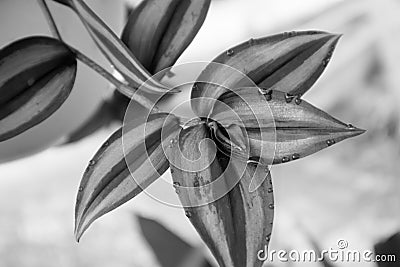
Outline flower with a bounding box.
[73,16,365,266]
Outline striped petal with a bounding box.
[223,158,274,267]
[122,0,210,74]
[191,31,340,117]
[169,124,274,267]
[74,113,181,241]
[0,36,76,142]
[168,124,237,267]
[211,87,365,165]
[54,0,174,95]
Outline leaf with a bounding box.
[191,31,341,117]
[122,0,181,72]
[211,87,365,165]
[122,0,210,74]
[168,124,274,267]
[223,158,274,267]
[54,0,174,95]
[137,215,212,267]
[0,36,77,142]
[168,124,238,267]
[74,113,181,241]
[152,0,211,73]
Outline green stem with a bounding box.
[38,0,159,113]
[70,47,159,112]
[38,0,63,40]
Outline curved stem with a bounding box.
[70,47,159,112]
[38,0,160,113]
[38,0,63,40]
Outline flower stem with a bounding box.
[38,0,159,113]
[38,0,63,40]
[70,47,159,112]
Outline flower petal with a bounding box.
[212,87,365,164]
[122,0,210,74]
[0,36,76,142]
[169,124,274,266]
[55,0,174,95]
[74,113,180,241]
[151,0,211,73]
[168,124,237,267]
[224,159,274,267]
[191,31,340,116]
[121,0,181,72]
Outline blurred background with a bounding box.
[0,0,399,266]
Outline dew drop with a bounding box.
[268,203,274,209]
[266,234,271,242]
[170,169,174,174]
[27,78,35,86]
[292,153,300,160]
[194,180,200,187]
[282,156,290,163]
[295,97,302,105]
[247,159,259,165]
[326,139,335,146]
[185,210,192,218]
[173,182,180,187]
[347,124,355,130]
[285,93,295,103]
[89,160,95,166]
[268,188,273,193]
[322,58,330,67]
[226,49,234,56]
[79,186,83,192]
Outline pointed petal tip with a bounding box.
[330,33,343,43]
[74,223,85,243]
[349,126,366,137]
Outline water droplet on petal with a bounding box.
[292,153,300,160]
[282,156,290,163]
[102,141,109,148]
[78,186,83,192]
[295,97,302,105]
[226,49,234,56]
[347,124,355,130]
[266,234,271,241]
[326,139,336,146]
[194,180,200,187]
[185,210,192,218]
[268,188,273,193]
[268,203,274,209]
[247,159,259,165]
[285,93,295,103]
[173,182,180,187]
[27,78,35,86]
[89,160,95,166]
